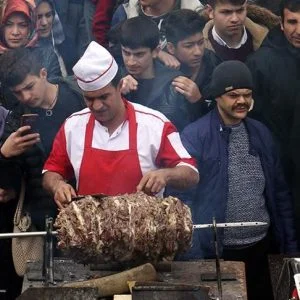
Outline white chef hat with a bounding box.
[73,41,118,92]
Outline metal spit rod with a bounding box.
[0,221,268,239]
[193,221,268,229]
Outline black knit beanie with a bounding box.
[210,60,253,99]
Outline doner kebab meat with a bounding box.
[54,192,193,263]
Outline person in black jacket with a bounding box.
[165,9,221,116]
[0,48,85,231]
[118,16,200,131]
[246,0,300,241]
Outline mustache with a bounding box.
[232,104,250,110]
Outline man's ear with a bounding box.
[207,4,214,20]
[40,68,47,79]
[166,42,175,55]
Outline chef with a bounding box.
[42,41,199,208]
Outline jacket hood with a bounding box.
[246,4,280,30]
[261,25,300,59]
[262,26,287,49]
[0,0,38,53]
[35,0,65,45]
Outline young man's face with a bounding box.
[209,1,247,40]
[36,1,54,38]
[4,12,30,49]
[216,88,252,125]
[11,70,48,108]
[121,46,158,79]
[167,32,205,68]
[83,83,124,126]
[281,8,300,49]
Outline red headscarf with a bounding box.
[0,0,38,53]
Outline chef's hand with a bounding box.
[0,188,16,203]
[157,51,181,69]
[120,75,138,95]
[1,126,40,158]
[53,181,77,209]
[172,76,202,103]
[137,169,170,195]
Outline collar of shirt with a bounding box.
[212,26,247,49]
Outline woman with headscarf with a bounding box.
[0,0,61,109]
[35,0,74,76]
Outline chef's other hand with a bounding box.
[137,169,170,195]
[120,75,138,95]
[172,76,202,103]
[0,188,16,203]
[1,126,40,158]
[53,181,77,209]
[157,51,181,69]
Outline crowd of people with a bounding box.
[0,0,299,299]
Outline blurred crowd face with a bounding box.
[167,32,205,68]
[36,1,54,38]
[4,12,30,49]
[121,46,158,79]
[216,88,252,125]
[281,8,300,49]
[209,1,247,41]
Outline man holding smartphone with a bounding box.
[0,47,85,232]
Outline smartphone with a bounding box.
[20,114,39,134]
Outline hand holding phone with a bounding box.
[20,114,39,134]
[0,114,40,158]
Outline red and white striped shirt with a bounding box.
[44,102,197,187]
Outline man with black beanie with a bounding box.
[173,61,298,300]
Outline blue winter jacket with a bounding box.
[176,108,298,259]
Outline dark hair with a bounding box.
[207,0,246,8]
[280,0,300,20]
[0,48,43,88]
[165,9,207,45]
[119,16,159,50]
[36,0,55,16]
[111,68,123,87]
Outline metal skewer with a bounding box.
[193,221,268,229]
[0,222,268,239]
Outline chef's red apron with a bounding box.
[77,102,143,196]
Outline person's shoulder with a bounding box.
[182,110,214,135]
[132,102,169,123]
[154,60,183,80]
[64,108,91,129]
[203,49,222,68]
[132,102,174,131]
